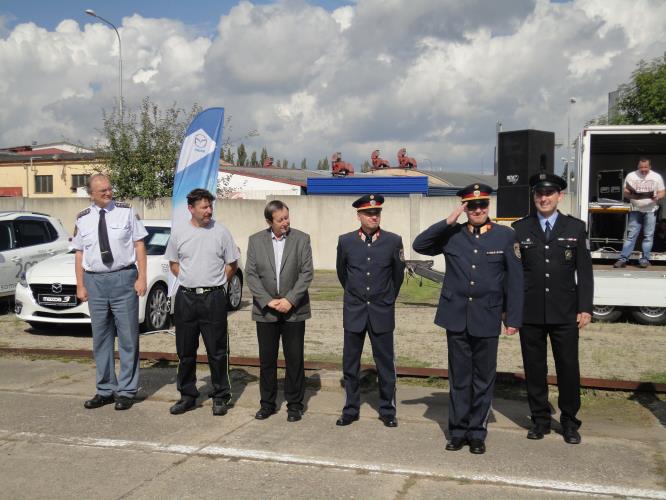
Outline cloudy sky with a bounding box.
[1,0,665,173]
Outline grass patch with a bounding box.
[307,270,440,304]
[397,275,440,305]
[641,371,666,384]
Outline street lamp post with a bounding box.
[85,9,123,118]
[566,97,576,178]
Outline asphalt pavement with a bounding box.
[0,355,665,499]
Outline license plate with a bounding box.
[37,294,77,307]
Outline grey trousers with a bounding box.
[84,267,140,398]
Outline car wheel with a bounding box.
[630,306,666,326]
[592,305,623,323]
[227,272,243,311]
[143,283,170,331]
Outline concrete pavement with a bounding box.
[0,355,665,499]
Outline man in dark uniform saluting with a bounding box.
[512,173,593,444]
[413,184,523,454]
[336,194,405,428]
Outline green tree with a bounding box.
[98,97,201,200]
[361,160,371,172]
[282,158,288,169]
[250,151,258,167]
[291,162,296,169]
[300,158,307,170]
[260,147,268,167]
[237,143,247,166]
[317,159,322,170]
[611,52,666,124]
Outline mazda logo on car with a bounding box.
[52,283,62,294]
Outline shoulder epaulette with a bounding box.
[76,208,91,219]
[115,202,132,209]
[511,216,529,226]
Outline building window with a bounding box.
[71,174,90,191]
[34,175,53,194]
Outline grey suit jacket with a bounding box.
[246,227,313,322]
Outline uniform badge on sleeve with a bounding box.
[514,242,521,259]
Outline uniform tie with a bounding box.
[544,220,552,241]
[98,209,114,265]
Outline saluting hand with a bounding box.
[446,202,466,226]
[577,312,592,329]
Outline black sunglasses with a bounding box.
[466,200,489,210]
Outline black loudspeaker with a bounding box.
[497,129,555,218]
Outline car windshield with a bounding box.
[145,226,171,255]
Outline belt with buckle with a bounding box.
[85,264,136,274]
[180,285,225,295]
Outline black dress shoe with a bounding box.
[287,410,303,422]
[336,414,359,426]
[469,439,486,454]
[563,426,581,444]
[527,424,551,440]
[255,407,276,420]
[84,394,114,409]
[445,437,467,451]
[114,396,134,411]
[380,415,398,428]
[212,399,229,416]
[170,398,196,415]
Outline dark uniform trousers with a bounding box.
[343,322,396,418]
[174,287,231,402]
[256,319,305,412]
[520,323,581,428]
[513,212,593,431]
[446,330,499,440]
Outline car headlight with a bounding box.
[19,272,28,288]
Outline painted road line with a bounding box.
[3,431,666,499]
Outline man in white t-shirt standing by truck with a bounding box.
[614,158,665,268]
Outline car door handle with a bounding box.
[10,256,21,262]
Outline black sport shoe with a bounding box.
[84,394,114,409]
[170,398,196,415]
[639,259,650,268]
[212,399,228,416]
[613,259,627,268]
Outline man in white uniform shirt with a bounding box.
[166,188,240,416]
[614,158,665,268]
[74,174,148,411]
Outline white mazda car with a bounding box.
[14,219,244,331]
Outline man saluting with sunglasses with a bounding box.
[413,184,523,455]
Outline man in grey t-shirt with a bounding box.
[165,188,240,416]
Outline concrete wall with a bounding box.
[0,193,572,270]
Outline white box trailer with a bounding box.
[572,125,666,324]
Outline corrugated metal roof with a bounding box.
[307,176,428,194]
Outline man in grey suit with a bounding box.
[246,200,314,422]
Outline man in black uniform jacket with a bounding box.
[336,194,405,428]
[512,173,593,444]
[413,184,523,454]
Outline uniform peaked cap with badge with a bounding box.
[352,193,384,211]
[456,183,493,202]
[529,172,567,191]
